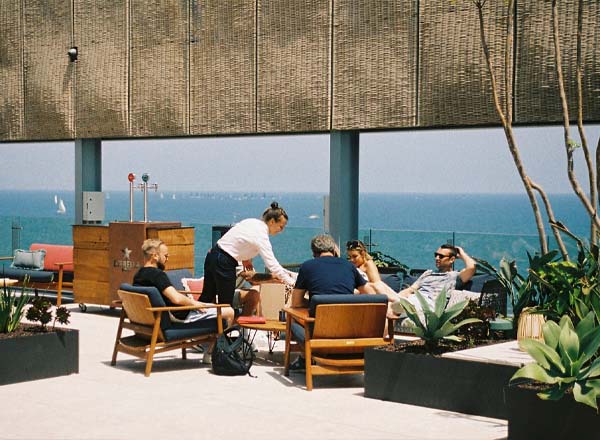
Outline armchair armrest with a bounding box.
[147,303,231,313]
[284,307,313,323]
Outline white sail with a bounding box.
[57,199,66,214]
[54,194,58,205]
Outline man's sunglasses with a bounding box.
[434,252,452,259]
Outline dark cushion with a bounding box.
[164,319,219,341]
[120,283,171,331]
[308,294,388,317]
[166,269,193,291]
[381,273,403,292]
[0,265,54,283]
[402,274,419,289]
[461,274,495,293]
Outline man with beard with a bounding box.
[133,239,234,327]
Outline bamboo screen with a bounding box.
[418,0,511,127]
[515,1,600,123]
[332,0,417,130]
[129,0,188,136]
[0,0,599,142]
[189,0,256,135]
[257,0,330,133]
[22,0,74,140]
[74,0,128,138]
[0,2,24,140]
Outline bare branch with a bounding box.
[529,178,569,260]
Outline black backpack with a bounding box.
[211,326,254,376]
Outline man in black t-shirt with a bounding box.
[133,239,234,326]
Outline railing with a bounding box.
[2,216,577,278]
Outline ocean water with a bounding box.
[0,190,591,276]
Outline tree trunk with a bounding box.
[475,1,548,253]
[551,0,600,233]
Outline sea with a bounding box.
[0,190,591,277]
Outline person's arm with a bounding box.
[257,234,296,285]
[455,246,476,283]
[162,286,209,308]
[364,259,382,283]
[398,283,418,298]
[242,259,254,271]
[291,288,308,308]
[357,283,376,294]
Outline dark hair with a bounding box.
[440,244,458,257]
[262,201,288,223]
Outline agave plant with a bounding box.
[510,312,600,410]
[0,284,31,333]
[397,289,481,351]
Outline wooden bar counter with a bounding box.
[73,222,194,307]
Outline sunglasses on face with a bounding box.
[434,252,452,259]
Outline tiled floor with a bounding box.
[0,304,508,440]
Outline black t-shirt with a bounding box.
[133,266,187,320]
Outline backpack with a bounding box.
[211,326,254,376]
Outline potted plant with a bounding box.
[365,291,518,418]
[507,312,600,439]
[0,284,79,385]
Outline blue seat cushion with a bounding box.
[166,269,193,291]
[0,265,54,283]
[164,319,219,341]
[381,273,403,292]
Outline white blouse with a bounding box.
[217,218,296,285]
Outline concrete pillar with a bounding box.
[74,138,102,225]
[329,130,359,249]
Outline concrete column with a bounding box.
[74,138,102,225]
[329,130,359,249]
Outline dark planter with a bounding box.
[364,346,518,419]
[0,328,79,385]
[506,383,600,439]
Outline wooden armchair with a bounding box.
[111,283,227,377]
[283,294,391,391]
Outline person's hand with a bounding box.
[242,259,254,271]
[240,269,257,280]
[455,246,464,259]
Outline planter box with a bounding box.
[364,346,518,419]
[506,383,600,439]
[0,328,79,385]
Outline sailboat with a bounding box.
[57,198,66,214]
[53,194,58,205]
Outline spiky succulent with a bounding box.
[398,289,481,350]
[511,312,600,410]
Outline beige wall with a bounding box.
[1,0,599,142]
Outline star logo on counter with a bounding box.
[122,247,132,260]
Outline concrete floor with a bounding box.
[0,304,508,440]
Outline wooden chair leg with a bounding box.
[182,347,187,359]
[144,315,162,377]
[111,311,127,365]
[284,314,292,376]
[304,342,313,391]
[56,267,64,307]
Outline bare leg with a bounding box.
[239,288,260,316]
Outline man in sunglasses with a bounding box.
[392,244,476,313]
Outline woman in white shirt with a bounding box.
[200,202,296,313]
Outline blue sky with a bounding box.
[2,124,599,194]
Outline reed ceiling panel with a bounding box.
[332,0,417,130]
[130,0,188,137]
[515,1,600,124]
[74,0,128,138]
[418,0,511,127]
[189,0,256,135]
[23,0,74,140]
[257,0,330,133]
[0,2,24,141]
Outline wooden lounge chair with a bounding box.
[283,294,391,391]
[111,283,226,377]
